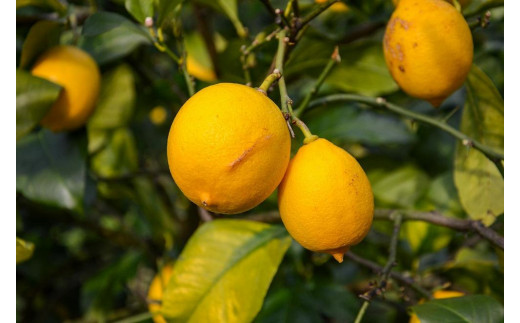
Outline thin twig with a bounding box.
[464,0,503,18]
[307,94,504,163]
[375,209,504,250]
[298,0,339,30]
[275,28,290,113]
[354,213,403,323]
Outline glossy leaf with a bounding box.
[88,64,136,129]
[16,237,35,264]
[125,0,154,24]
[197,0,246,37]
[454,65,504,226]
[19,20,62,69]
[161,220,291,323]
[82,12,131,37]
[16,129,87,213]
[16,69,61,140]
[79,14,151,65]
[412,295,503,323]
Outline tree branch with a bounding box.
[375,209,504,250]
[307,94,504,163]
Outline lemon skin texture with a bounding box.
[167,83,291,214]
[147,264,174,323]
[409,290,464,323]
[31,45,101,132]
[278,138,374,263]
[383,0,473,107]
[186,55,217,82]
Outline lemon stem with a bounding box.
[257,70,282,94]
[292,116,318,144]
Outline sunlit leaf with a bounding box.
[17,129,87,213]
[16,70,61,140]
[412,295,503,323]
[162,220,291,322]
[16,237,35,264]
[454,65,504,226]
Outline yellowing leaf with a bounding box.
[16,238,35,264]
[161,220,291,323]
[454,65,504,226]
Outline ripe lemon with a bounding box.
[278,138,374,263]
[167,83,291,214]
[393,0,471,8]
[31,45,101,131]
[383,0,473,106]
[186,54,217,82]
[316,0,349,12]
[147,264,174,323]
[409,290,464,323]
[150,106,168,125]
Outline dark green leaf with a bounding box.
[82,12,131,37]
[88,64,136,129]
[17,129,87,213]
[16,0,67,15]
[412,295,503,323]
[16,237,35,264]
[454,65,504,226]
[16,69,62,140]
[91,128,138,178]
[162,220,291,322]
[125,0,154,24]
[19,20,62,69]
[156,0,183,27]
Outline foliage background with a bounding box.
[16,0,504,322]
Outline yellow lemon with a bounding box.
[31,45,101,131]
[278,138,374,263]
[409,290,464,323]
[186,54,217,82]
[147,264,174,323]
[383,0,473,106]
[167,83,291,214]
[393,0,471,8]
[316,0,349,12]
[149,106,168,125]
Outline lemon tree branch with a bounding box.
[307,94,504,165]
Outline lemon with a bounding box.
[147,264,174,323]
[383,0,473,106]
[31,45,101,131]
[409,290,464,323]
[150,106,168,125]
[186,54,217,82]
[393,0,471,8]
[278,138,374,263]
[167,83,291,214]
[316,0,349,12]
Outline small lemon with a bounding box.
[278,138,374,263]
[147,264,174,323]
[383,0,473,106]
[409,290,464,323]
[167,83,291,214]
[149,106,168,125]
[31,45,101,131]
[316,0,349,12]
[186,54,217,82]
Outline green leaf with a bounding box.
[79,14,151,65]
[369,165,430,208]
[454,65,504,226]
[184,32,214,72]
[88,64,135,129]
[125,0,154,23]
[81,12,131,37]
[17,129,87,213]
[156,0,183,27]
[412,295,503,323]
[326,41,399,96]
[91,128,138,178]
[197,0,246,37]
[16,237,35,264]
[16,69,62,140]
[19,20,62,69]
[161,220,291,322]
[16,0,67,15]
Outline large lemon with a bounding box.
[167,83,291,214]
[31,45,101,131]
[278,138,374,263]
[409,290,464,323]
[383,0,473,106]
[147,264,174,323]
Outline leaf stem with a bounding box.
[307,94,504,162]
[294,46,340,117]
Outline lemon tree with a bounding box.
[16,0,504,322]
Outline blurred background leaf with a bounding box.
[16,238,35,264]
